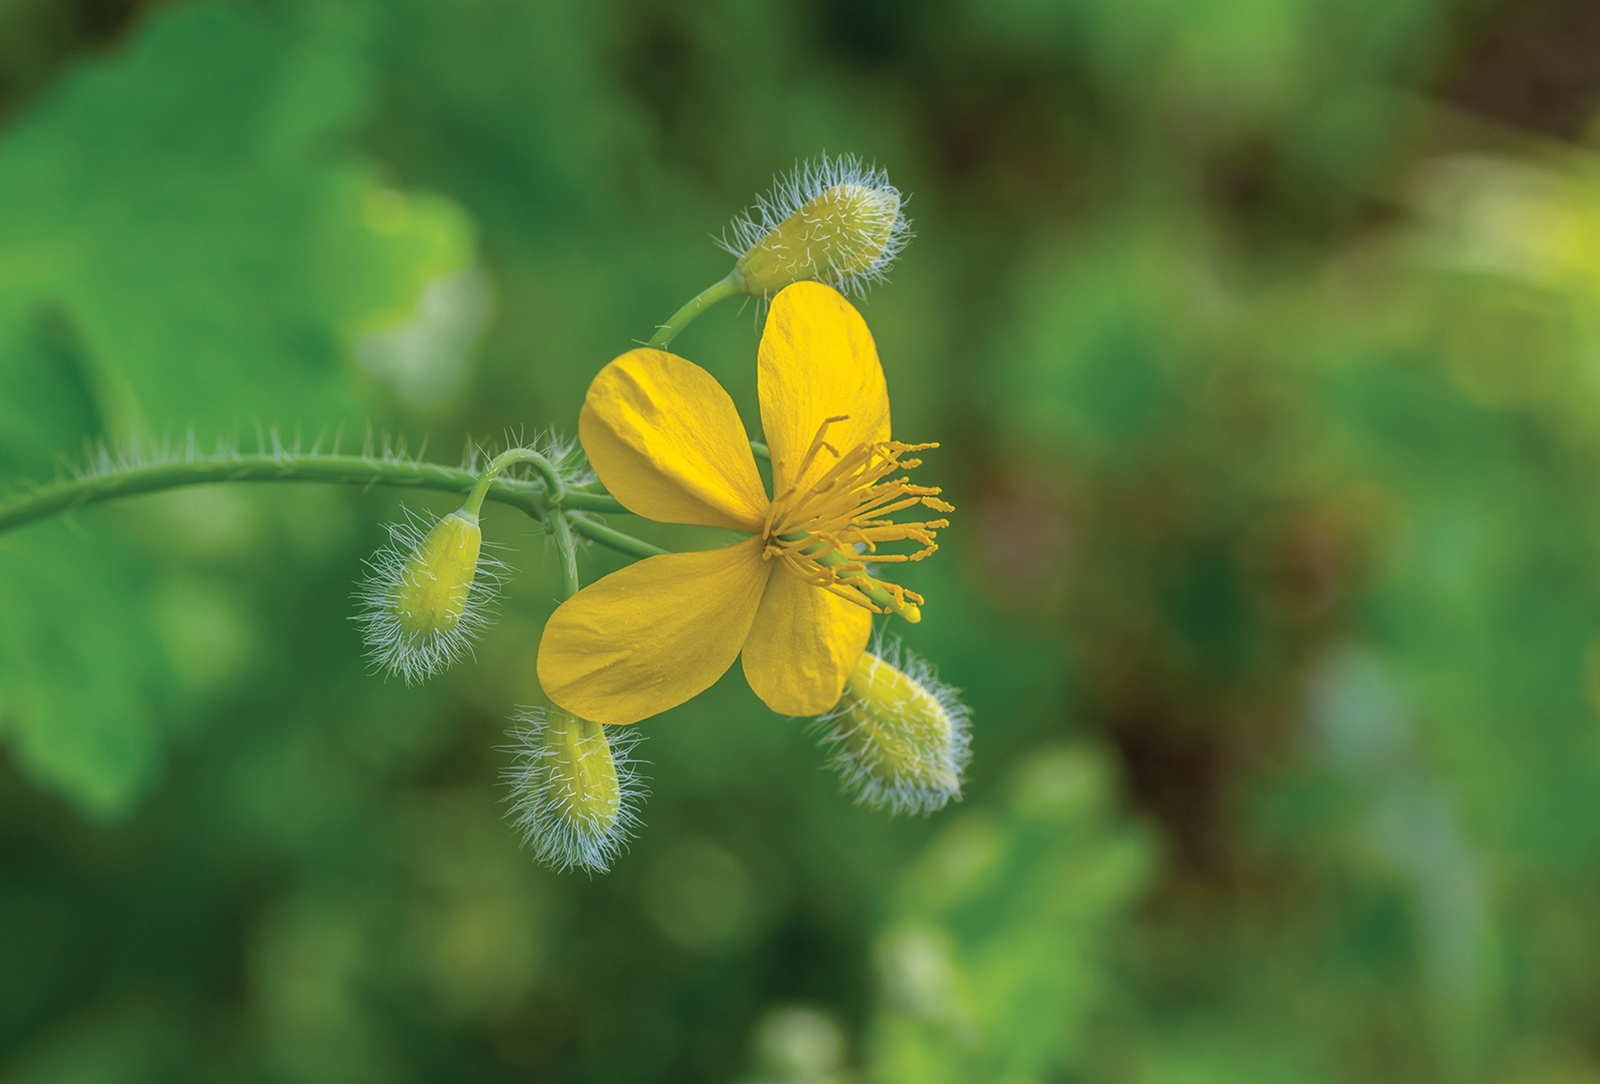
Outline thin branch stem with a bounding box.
[464,446,565,518]
[547,509,581,597]
[568,515,667,560]
[645,271,745,350]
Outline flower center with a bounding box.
[761,416,953,621]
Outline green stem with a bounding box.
[569,514,667,560]
[645,271,745,350]
[547,509,581,597]
[463,449,584,595]
[463,446,565,518]
[0,453,632,542]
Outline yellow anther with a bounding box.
[764,426,948,622]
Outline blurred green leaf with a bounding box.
[867,747,1154,1083]
[0,0,475,815]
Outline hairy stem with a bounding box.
[0,453,654,555]
[464,446,566,518]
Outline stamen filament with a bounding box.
[758,420,948,624]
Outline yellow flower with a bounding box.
[536,281,951,725]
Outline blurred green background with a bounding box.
[3,0,1600,1080]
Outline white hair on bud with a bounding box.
[815,635,971,816]
[503,708,648,873]
[352,506,503,684]
[721,153,911,297]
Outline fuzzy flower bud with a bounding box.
[724,155,909,298]
[505,706,645,873]
[818,640,970,815]
[354,507,499,684]
[396,510,481,635]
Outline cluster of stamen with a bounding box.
[760,416,953,619]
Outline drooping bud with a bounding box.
[354,507,498,683]
[723,155,909,298]
[395,510,481,635]
[504,706,645,873]
[818,641,970,815]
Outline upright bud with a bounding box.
[724,155,909,298]
[818,641,971,815]
[505,707,645,873]
[354,507,498,683]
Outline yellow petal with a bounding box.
[581,349,769,531]
[740,566,874,717]
[537,538,771,725]
[758,282,891,499]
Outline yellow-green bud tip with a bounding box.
[354,507,500,684]
[723,155,910,298]
[505,707,646,873]
[818,640,970,815]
